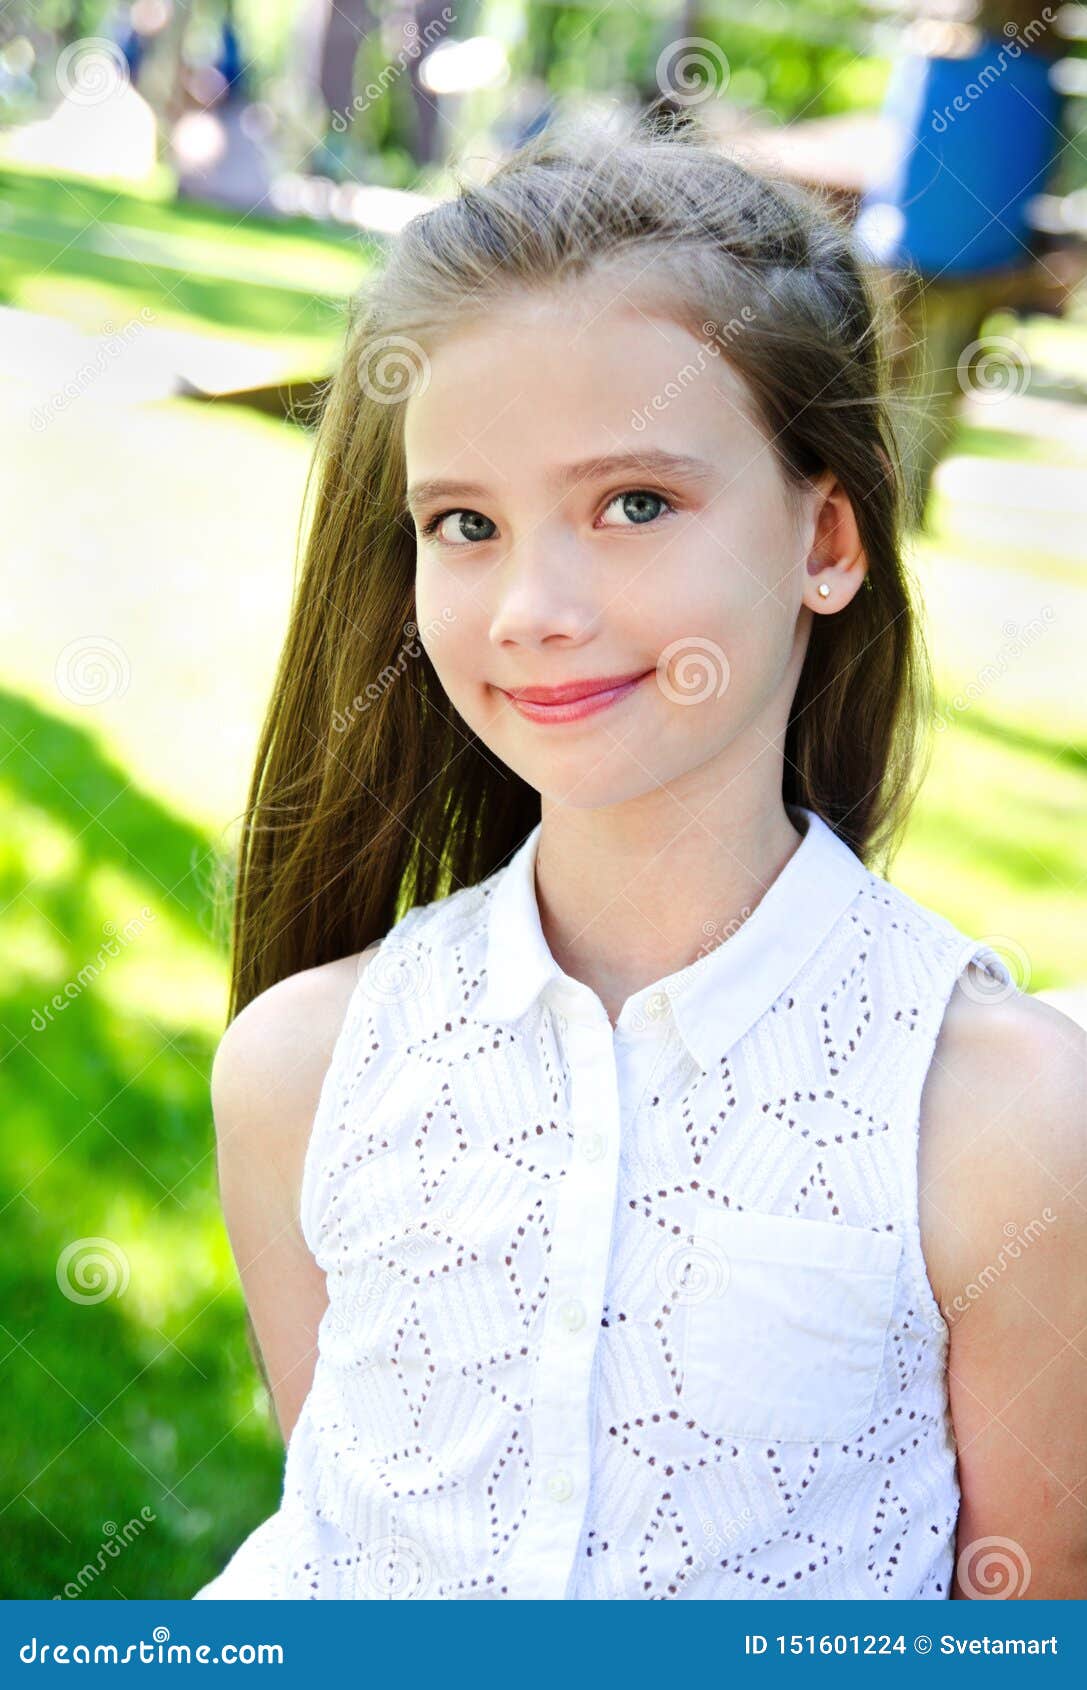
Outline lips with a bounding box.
[501,668,652,705]
[499,668,653,726]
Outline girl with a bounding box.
[194,110,1085,1601]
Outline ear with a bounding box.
[801,471,868,614]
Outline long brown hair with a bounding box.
[220,104,931,1023]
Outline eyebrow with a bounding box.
[404,449,718,515]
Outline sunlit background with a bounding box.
[2,0,1085,1598]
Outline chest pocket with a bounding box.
[675,1206,902,1443]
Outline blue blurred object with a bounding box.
[215,19,246,97]
[116,27,143,79]
[855,37,1061,276]
[105,0,143,80]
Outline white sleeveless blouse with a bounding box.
[194,806,1016,1601]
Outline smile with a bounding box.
[499,670,653,724]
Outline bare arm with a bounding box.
[919,972,1087,1599]
[210,943,381,1444]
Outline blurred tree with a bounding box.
[315,0,376,121]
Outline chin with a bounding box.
[536,764,670,811]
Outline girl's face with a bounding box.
[405,288,846,812]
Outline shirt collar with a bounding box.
[473,806,871,1070]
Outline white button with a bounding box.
[580,1130,606,1162]
[545,1468,573,1502]
[559,1298,585,1333]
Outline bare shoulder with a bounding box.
[918,967,1087,1597]
[209,942,383,1442]
[918,964,1086,1313]
[211,941,384,1173]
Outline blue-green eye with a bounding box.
[418,488,676,547]
[420,509,496,546]
[599,490,675,528]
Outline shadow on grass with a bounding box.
[0,164,375,347]
[954,704,1087,780]
[0,232,347,344]
[0,690,280,1599]
[947,419,1077,465]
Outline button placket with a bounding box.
[503,1007,622,1598]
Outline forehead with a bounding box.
[402,290,766,479]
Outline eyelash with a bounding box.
[417,488,679,544]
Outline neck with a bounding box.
[533,793,805,1028]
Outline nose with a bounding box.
[487,523,599,650]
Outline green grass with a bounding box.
[0,162,378,381]
[894,709,1086,989]
[0,694,280,1599]
[1,166,1084,1597]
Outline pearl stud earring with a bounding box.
[817,582,831,598]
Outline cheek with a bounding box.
[416,567,488,695]
[644,563,794,712]
[414,557,450,629]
